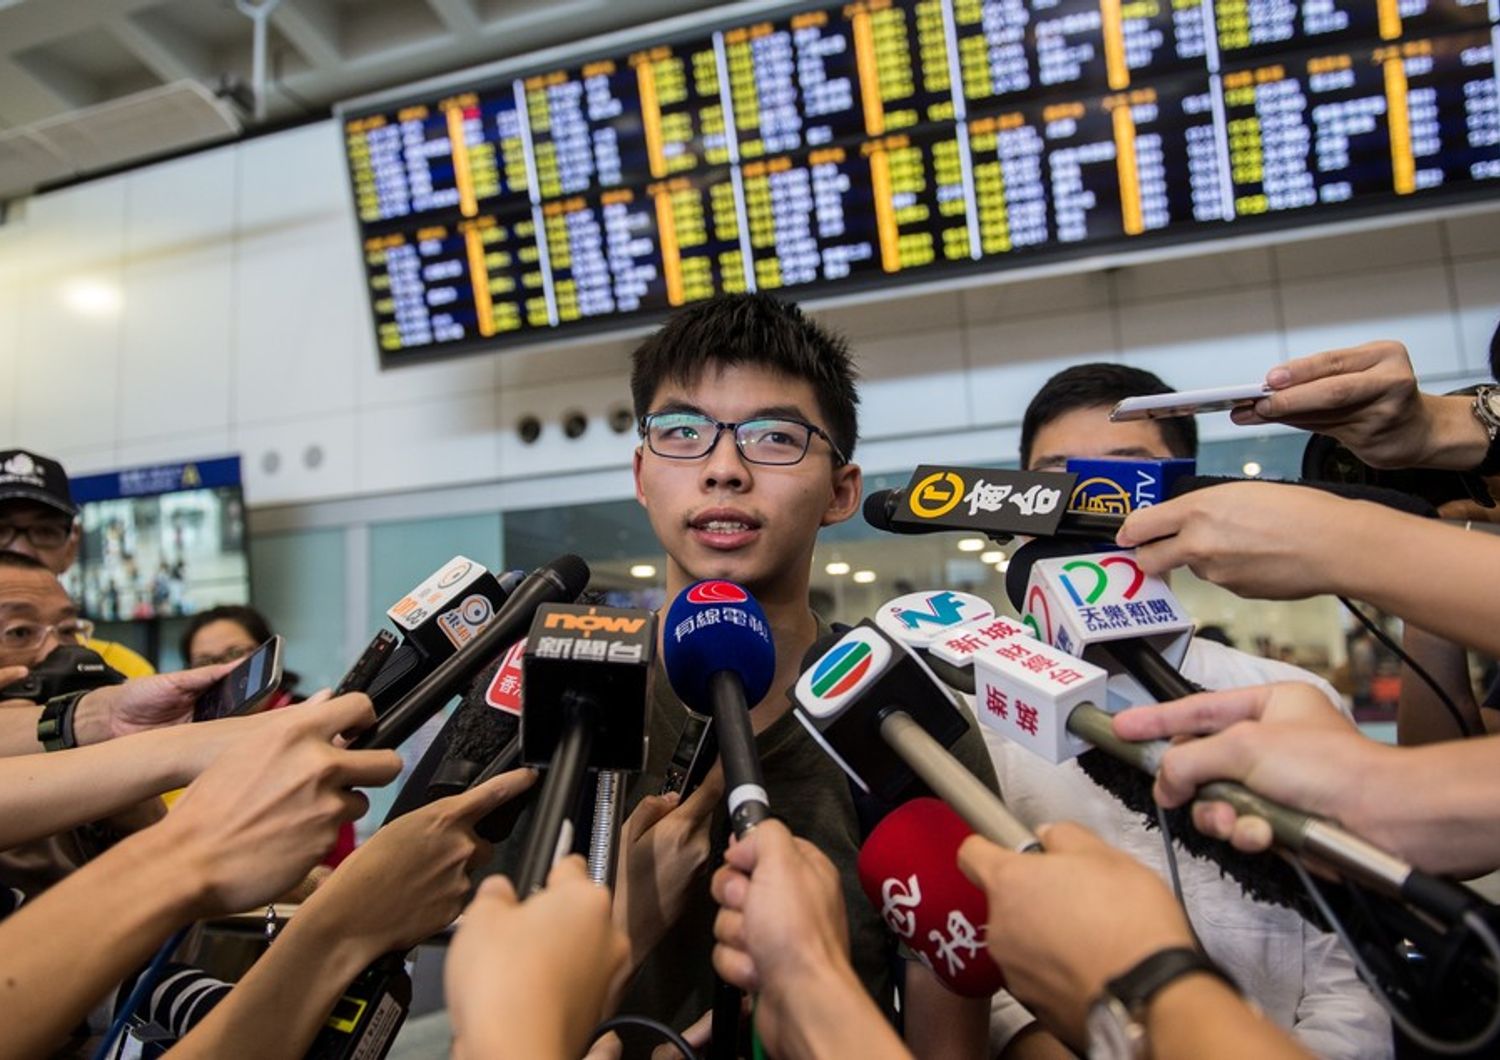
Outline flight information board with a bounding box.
[342,0,1500,363]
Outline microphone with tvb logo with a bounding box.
[793,623,1039,852]
[514,601,655,896]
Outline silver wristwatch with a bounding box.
[1472,385,1500,443]
[1085,947,1235,1060]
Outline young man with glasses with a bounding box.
[0,450,154,679]
[603,293,1000,1055]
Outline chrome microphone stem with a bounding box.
[587,769,624,888]
[879,710,1041,853]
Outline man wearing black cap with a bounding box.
[0,449,154,679]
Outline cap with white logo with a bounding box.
[0,450,76,517]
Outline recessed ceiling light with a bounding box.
[852,569,877,584]
[60,278,122,317]
[957,538,986,552]
[629,564,657,578]
[825,560,851,575]
[980,550,1005,564]
[1242,461,1262,477]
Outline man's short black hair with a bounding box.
[1488,319,1499,383]
[0,551,52,573]
[1020,363,1197,468]
[629,293,860,462]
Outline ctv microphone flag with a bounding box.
[1064,457,1194,515]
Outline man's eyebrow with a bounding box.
[648,401,816,422]
[0,602,39,616]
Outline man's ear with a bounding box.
[632,446,648,510]
[821,462,863,528]
[60,523,81,575]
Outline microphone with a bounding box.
[865,463,1442,543]
[856,798,1006,998]
[514,601,655,895]
[661,580,777,837]
[1001,540,1482,925]
[380,637,530,842]
[871,588,1026,685]
[360,557,514,717]
[350,555,589,751]
[792,623,1039,853]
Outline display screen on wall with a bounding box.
[340,0,1500,364]
[63,457,251,623]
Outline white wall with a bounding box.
[2,116,1498,510]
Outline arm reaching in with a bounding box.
[1113,683,1500,876]
[710,820,911,1060]
[1118,482,1500,659]
[448,857,629,1060]
[169,769,537,1059]
[959,822,1310,1059]
[1234,342,1488,471]
[0,693,400,1060]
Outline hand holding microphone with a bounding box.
[710,819,910,1060]
[613,764,726,972]
[448,857,629,1060]
[1111,683,1500,878]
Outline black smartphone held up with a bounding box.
[193,636,285,723]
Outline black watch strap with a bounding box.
[1106,946,1236,1016]
[37,690,87,752]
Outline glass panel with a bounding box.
[247,528,348,696]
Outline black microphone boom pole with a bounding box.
[350,556,589,752]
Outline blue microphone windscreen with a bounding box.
[662,580,776,713]
[1065,457,1195,514]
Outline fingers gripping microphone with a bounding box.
[857,798,1007,998]
[380,637,530,842]
[514,602,655,896]
[1003,539,1482,926]
[661,581,776,837]
[351,556,589,752]
[793,624,1039,853]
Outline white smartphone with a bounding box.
[1110,382,1273,421]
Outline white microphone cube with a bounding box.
[1020,552,1193,702]
[926,614,1028,667]
[971,633,1107,765]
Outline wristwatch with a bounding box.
[1470,385,1500,475]
[1085,946,1236,1060]
[37,689,88,752]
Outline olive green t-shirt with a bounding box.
[491,619,1002,1051]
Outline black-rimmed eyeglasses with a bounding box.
[640,411,846,466]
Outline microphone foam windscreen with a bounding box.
[662,580,776,712]
[857,797,1006,997]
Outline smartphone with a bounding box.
[193,635,285,723]
[1110,382,1272,421]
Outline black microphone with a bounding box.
[660,581,777,837]
[380,636,530,841]
[792,623,1039,853]
[865,466,1441,543]
[514,602,655,896]
[350,556,589,751]
[355,557,514,718]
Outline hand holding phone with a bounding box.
[194,636,285,723]
[1110,382,1273,421]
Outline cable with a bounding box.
[1289,858,1500,1055]
[1339,596,1473,738]
[90,926,189,1060]
[591,1014,700,1059]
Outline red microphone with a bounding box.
[856,797,1006,998]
